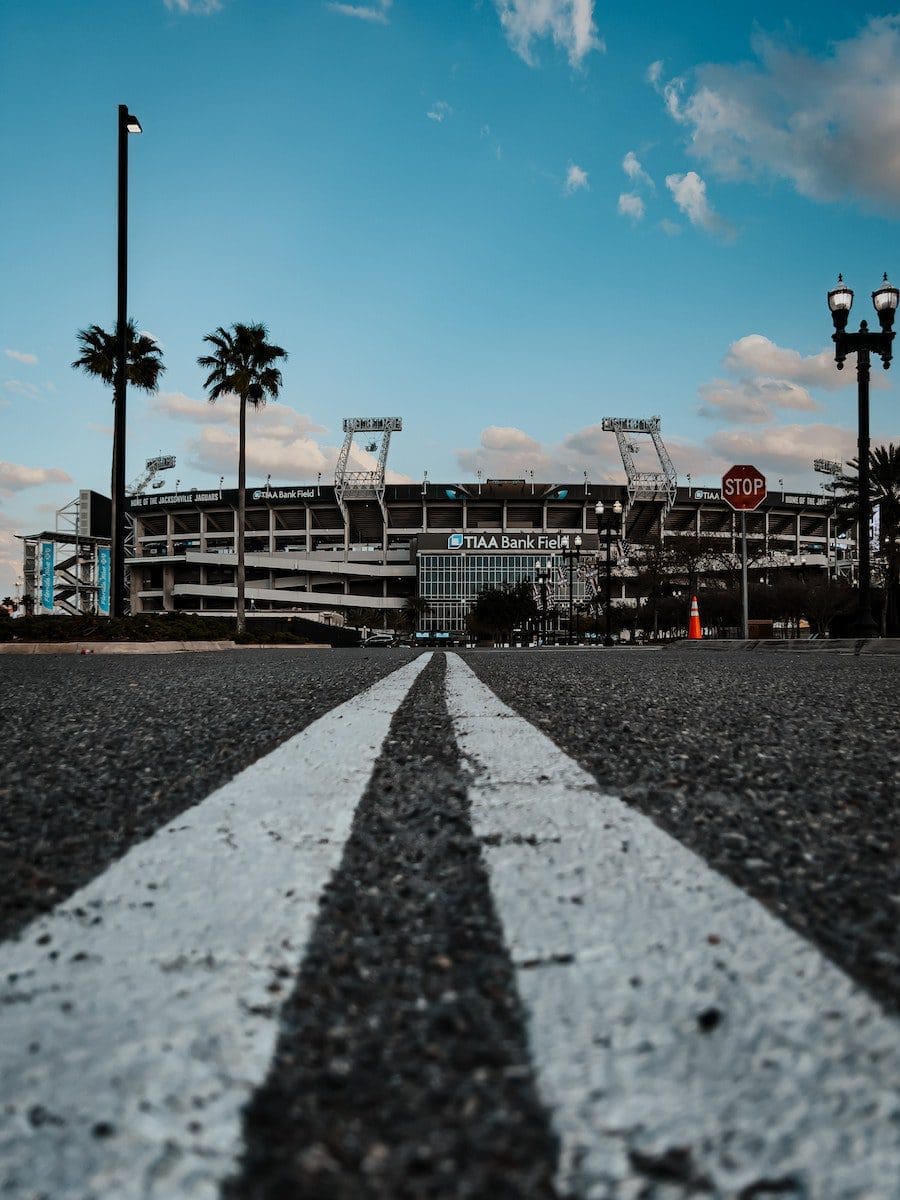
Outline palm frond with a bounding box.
[72,319,164,393]
[197,321,287,410]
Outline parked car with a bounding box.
[362,634,395,647]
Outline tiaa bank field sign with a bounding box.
[419,532,599,552]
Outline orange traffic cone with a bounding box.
[688,595,702,640]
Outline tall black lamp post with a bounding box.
[560,534,582,644]
[828,272,897,637]
[111,104,142,618]
[595,499,623,646]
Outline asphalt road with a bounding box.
[461,647,900,1015]
[2,646,898,1199]
[0,649,419,940]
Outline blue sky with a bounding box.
[1,0,898,593]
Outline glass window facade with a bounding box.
[418,553,586,631]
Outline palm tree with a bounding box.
[198,323,287,635]
[834,443,900,634]
[72,320,165,393]
[73,320,165,617]
[403,594,430,633]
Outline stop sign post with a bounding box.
[722,464,767,640]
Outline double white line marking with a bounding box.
[445,655,900,1197]
[2,652,897,1199]
[0,655,432,1200]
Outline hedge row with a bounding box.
[0,613,312,644]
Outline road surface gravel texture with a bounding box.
[1,646,898,1199]
[461,648,900,1016]
[0,649,419,941]
[224,653,559,1199]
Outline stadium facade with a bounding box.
[127,479,843,632]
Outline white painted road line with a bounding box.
[0,653,431,1200]
[445,653,900,1199]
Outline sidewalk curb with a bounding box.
[666,638,900,656]
[0,641,331,655]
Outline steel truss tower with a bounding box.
[601,416,677,506]
[334,417,402,526]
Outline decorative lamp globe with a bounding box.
[828,274,853,330]
[872,273,899,333]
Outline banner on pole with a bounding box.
[39,541,55,612]
[97,546,111,615]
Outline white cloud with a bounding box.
[481,124,504,160]
[659,218,681,236]
[189,426,410,484]
[622,150,653,189]
[695,331,870,424]
[4,379,42,400]
[152,390,234,425]
[0,461,72,496]
[698,377,821,424]
[665,170,734,240]
[494,0,603,68]
[646,60,664,87]
[0,514,22,596]
[163,0,222,13]
[656,16,900,213]
[456,424,622,481]
[723,334,857,392]
[705,424,860,478]
[152,391,326,437]
[4,349,38,366]
[151,392,408,484]
[327,0,391,23]
[427,100,453,123]
[617,192,645,221]
[564,163,589,193]
[626,422,876,488]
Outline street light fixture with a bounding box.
[560,534,582,644]
[111,104,142,618]
[828,272,897,636]
[595,499,623,646]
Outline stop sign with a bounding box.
[722,464,767,511]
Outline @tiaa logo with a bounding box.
[447,533,464,549]
[252,489,263,501]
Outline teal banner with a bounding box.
[97,546,111,615]
[40,541,55,612]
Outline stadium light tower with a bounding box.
[828,272,897,636]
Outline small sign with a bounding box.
[722,464,767,512]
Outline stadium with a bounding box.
[19,416,849,637]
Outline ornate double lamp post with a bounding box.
[595,499,623,646]
[828,272,897,637]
